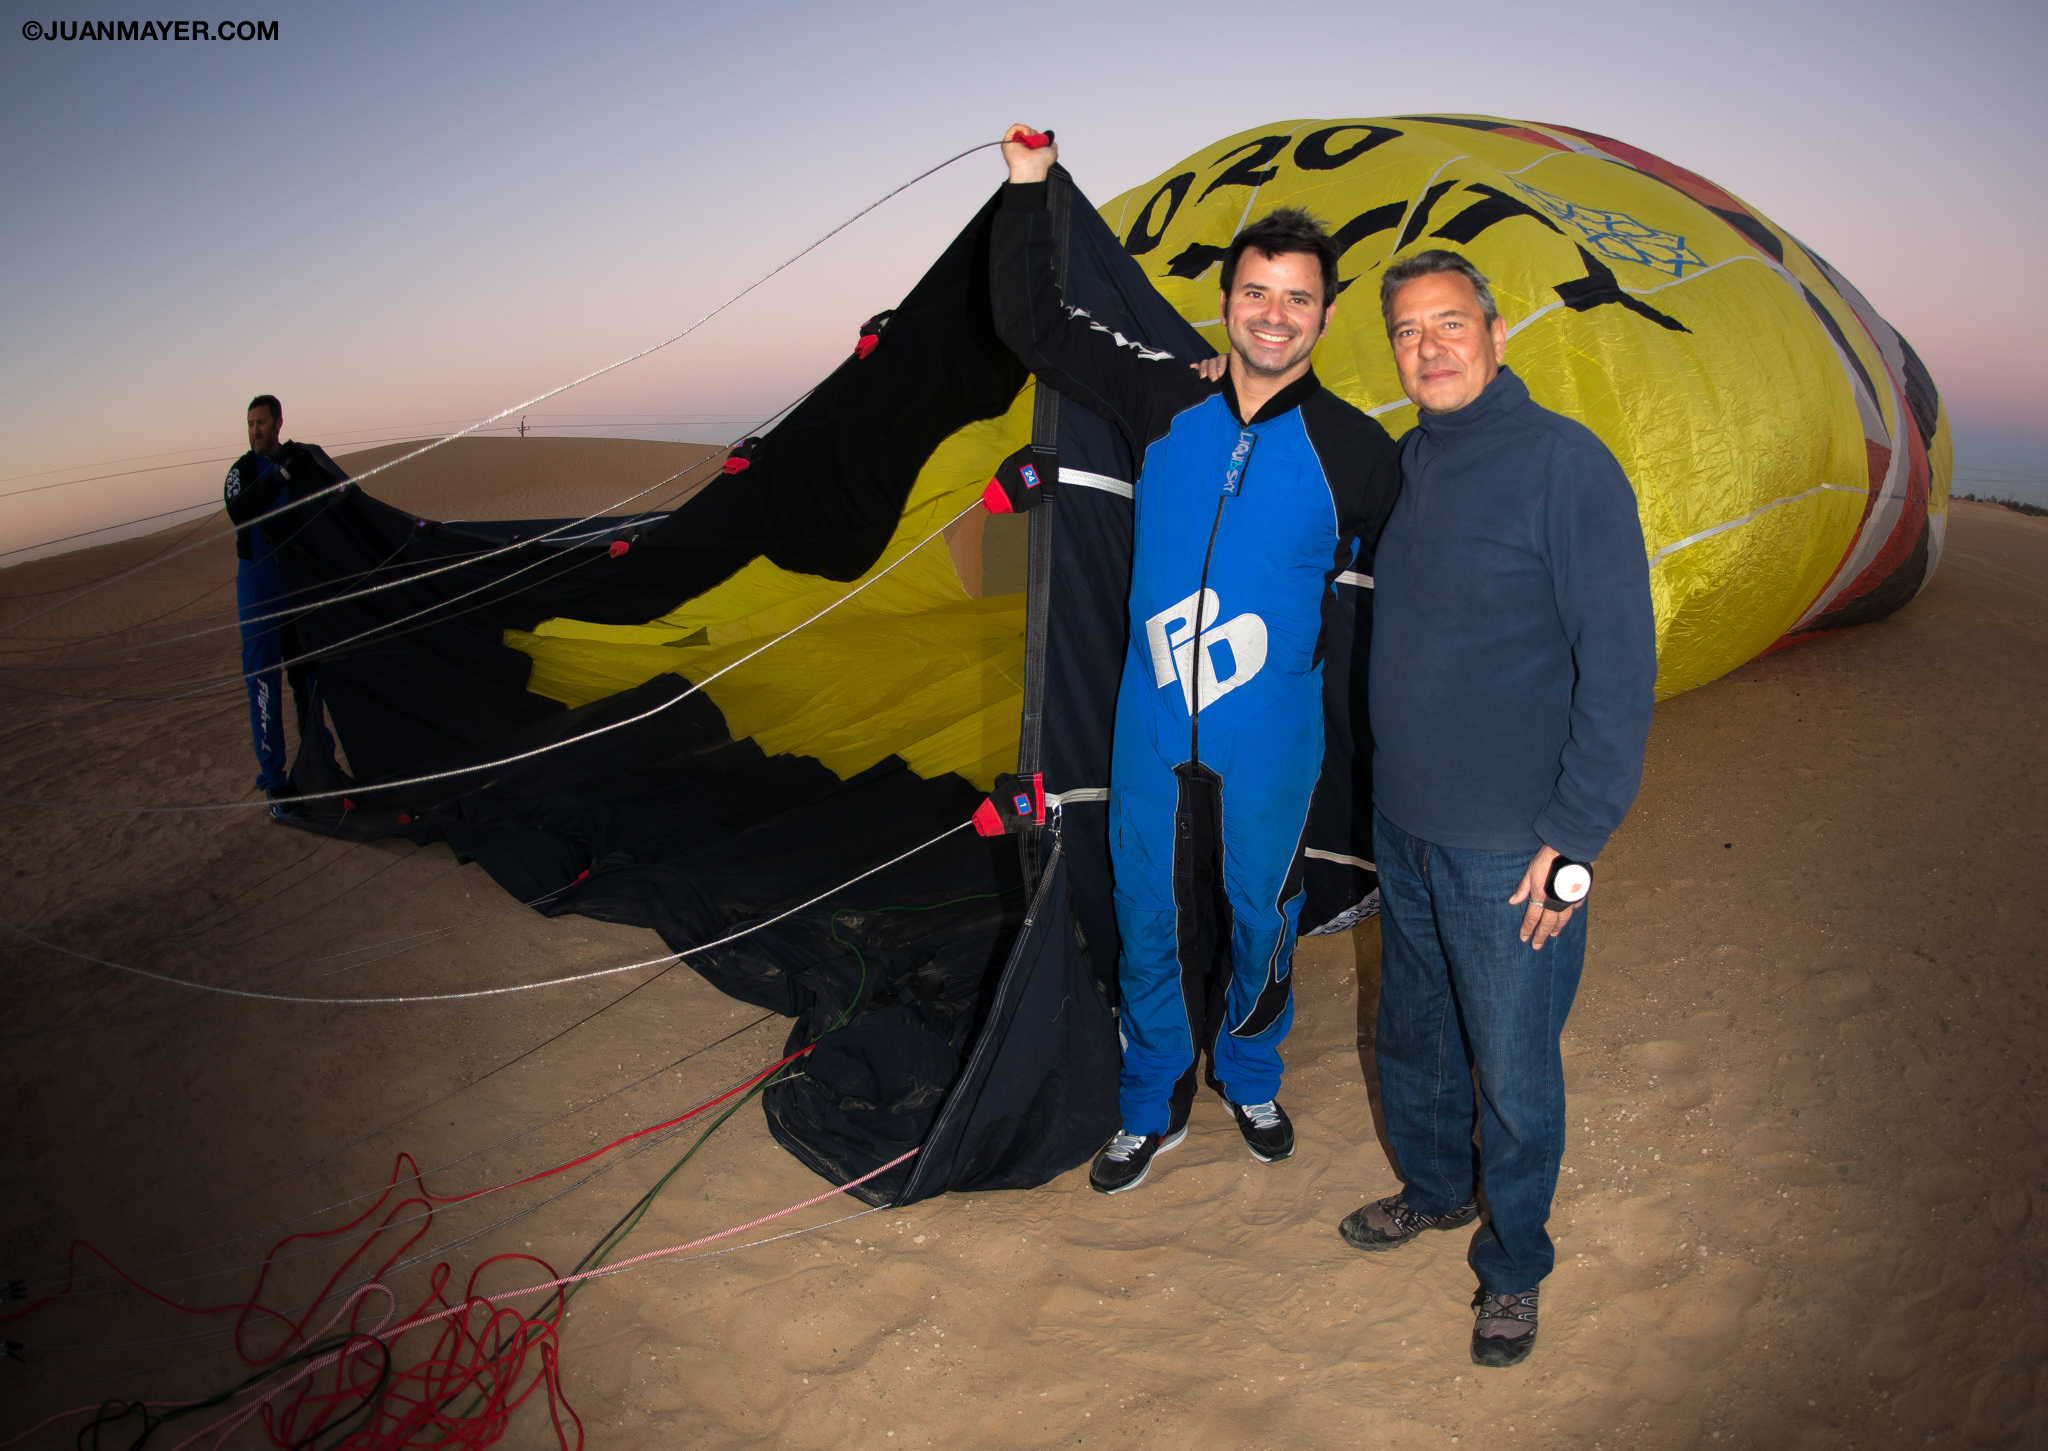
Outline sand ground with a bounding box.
[1,463,2042,1450]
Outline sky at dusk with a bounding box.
[3,0,2044,561]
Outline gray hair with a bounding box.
[1379,249,1499,331]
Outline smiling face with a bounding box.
[1219,248,1331,380]
[1388,270,1509,414]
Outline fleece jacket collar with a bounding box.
[1412,365,1529,441]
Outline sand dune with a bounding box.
[331,436,727,524]
[2,450,2042,1450]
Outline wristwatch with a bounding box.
[1543,855,1592,913]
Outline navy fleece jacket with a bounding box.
[1369,367,1656,863]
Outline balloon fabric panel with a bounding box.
[1095,116,1946,700]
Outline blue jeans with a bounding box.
[1371,809,1586,1294]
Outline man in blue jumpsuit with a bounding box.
[224,394,326,818]
[993,126,1402,1193]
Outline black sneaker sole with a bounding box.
[1337,1202,1480,1252]
[1090,1127,1187,1195]
[1472,1327,1537,1367]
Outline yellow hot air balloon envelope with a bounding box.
[1100,115,1949,697]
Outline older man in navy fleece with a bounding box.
[1338,249,1657,1369]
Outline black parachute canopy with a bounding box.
[257,169,1379,1204]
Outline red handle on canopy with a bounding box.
[1014,129,1054,149]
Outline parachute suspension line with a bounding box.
[11,1148,916,1451]
[0,413,722,508]
[13,860,935,1441]
[0,506,223,604]
[0,446,712,680]
[7,1009,781,1307]
[0,135,1015,639]
[0,499,225,566]
[0,496,988,813]
[7,1049,802,1332]
[15,872,922,1336]
[0,818,974,1005]
[18,898,922,1314]
[0,485,399,664]
[9,860,601,1043]
[197,537,617,691]
[0,511,661,738]
[365,1145,913,1348]
[0,1065,827,1442]
[0,376,819,699]
[214,1033,906,1446]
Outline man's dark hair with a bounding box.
[1379,249,1499,332]
[248,394,282,422]
[1221,208,1340,309]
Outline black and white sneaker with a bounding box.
[1088,1126,1186,1194]
[1225,1099,1294,1162]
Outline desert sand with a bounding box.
[1,442,2042,1450]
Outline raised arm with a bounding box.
[990,123,1204,451]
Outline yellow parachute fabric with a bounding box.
[510,388,1034,790]
[1100,117,1949,697]
[510,115,1948,788]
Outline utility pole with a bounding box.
[519,415,528,438]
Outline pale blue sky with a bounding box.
[4,0,2044,558]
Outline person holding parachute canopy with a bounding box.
[993,123,1402,1193]
[222,394,342,818]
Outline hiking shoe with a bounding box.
[1088,1126,1186,1195]
[266,789,302,822]
[1225,1099,1294,1162]
[1337,1192,1479,1252]
[1471,1288,1539,1367]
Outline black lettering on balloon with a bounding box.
[1125,171,1195,256]
[1430,184,1564,244]
[1165,242,1232,280]
[1330,202,1407,257]
[1164,200,1406,286]
[1198,135,1291,202]
[1554,246,1689,332]
[1294,124,1403,171]
[1395,180,1461,251]
[1324,203,1408,295]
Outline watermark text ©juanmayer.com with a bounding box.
[21,19,279,41]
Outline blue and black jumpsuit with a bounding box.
[991,181,1401,1135]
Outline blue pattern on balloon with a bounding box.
[1511,181,1707,277]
